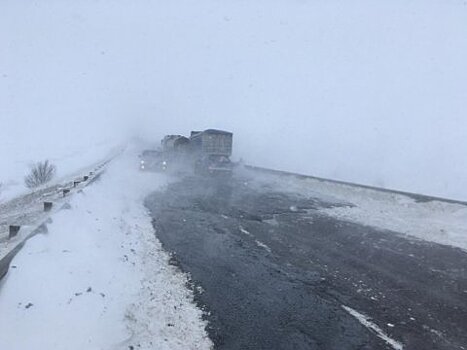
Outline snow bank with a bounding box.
[0,148,212,350]
[250,171,467,252]
[319,193,467,252]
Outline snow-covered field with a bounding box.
[0,149,212,350]
[0,137,122,203]
[249,170,467,252]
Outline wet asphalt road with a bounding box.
[145,173,467,350]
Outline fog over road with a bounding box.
[145,171,467,350]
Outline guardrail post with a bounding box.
[63,189,70,197]
[44,202,53,212]
[9,225,20,239]
[73,181,80,187]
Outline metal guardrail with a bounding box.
[0,224,48,280]
[0,152,121,282]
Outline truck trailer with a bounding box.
[190,129,233,175]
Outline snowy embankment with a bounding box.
[0,149,212,350]
[251,171,467,252]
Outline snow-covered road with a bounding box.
[0,149,212,350]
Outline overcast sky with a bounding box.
[1,0,466,200]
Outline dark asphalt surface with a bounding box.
[145,172,467,350]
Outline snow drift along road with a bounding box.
[0,149,212,350]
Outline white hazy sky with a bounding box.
[1,0,467,200]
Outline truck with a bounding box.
[139,135,191,172]
[138,129,234,175]
[139,149,164,171]
[190,129,233,175]
[161,135,191,153]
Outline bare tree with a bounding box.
[24,160,57,189]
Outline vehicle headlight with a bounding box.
[162,161,167,165]
[140,160,145,164]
